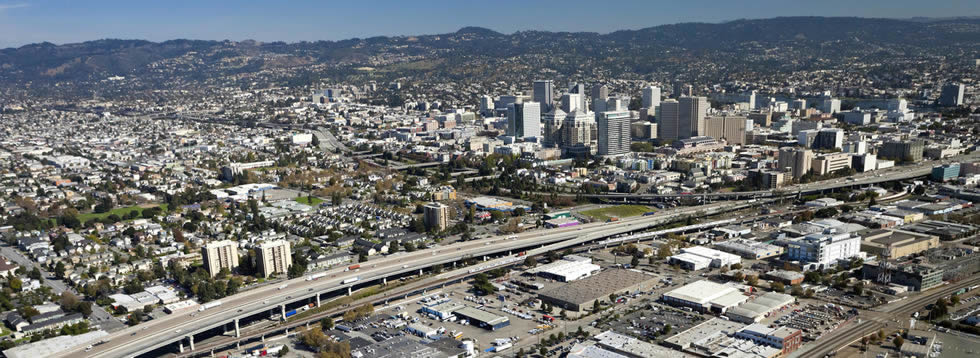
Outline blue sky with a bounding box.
[0,0,977,48]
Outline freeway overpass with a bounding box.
[58,200,761,358]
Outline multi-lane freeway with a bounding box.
[57,200,752,358]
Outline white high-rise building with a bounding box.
[560,93,583,113]
[821,98,841,114]
[569,83,588,111]
[597,111,631,156]
[642,86,661,111]
[506,102,541,139]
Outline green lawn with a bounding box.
[77,204,168,223]
[581,205,652,221]
[294,196,324,206]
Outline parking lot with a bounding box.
[769,303,856,341]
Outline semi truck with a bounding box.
[346,264,361,271]
[306,272,327,281]
[199,300,222,312]
[343,277,360,284]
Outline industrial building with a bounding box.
[668,246,742,270]
[538,269,658,312]
[526,256,601,282]
[901,220,977,240]
[859,229,939,259]
[714,239,785,259]
[452,306,510,330]
[661,280,748,314]
[734,324,804,356]
[725,292,796,323]
[464,196,515,212]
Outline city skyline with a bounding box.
[1,0,978,48]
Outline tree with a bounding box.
[524,256,537,268]
[539,346,548,356]
[54,261,67,279]
[663,324,672,335]
[771,282,785,293]
[593,299,601,313]
[630,256,639,267]
[8,277,22,292]
[733,272,745,282]
[321,318,334,330]
[893,336,904,349]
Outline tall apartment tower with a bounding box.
[506,102,541,138]
[533,80,555,112]
[257,240,292,278]
[423,202,450,232]
[939,83,965,106]
[597,110,631,156]
[542,108,566,148]
[778,147,814,179]
[202,240,240,277]
[641,86,661,111]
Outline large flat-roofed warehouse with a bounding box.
[526,256,601,282]
[662,280,748,313]
[538,269,658,312]
[858,229,939,259]
[668,246,742,270]
[714,239,785,259]
[725,292,796,323]
[901,220,976,240]
[452,306,510,330]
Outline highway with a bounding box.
[56,200,752,358]
[792,276,980,358]
[578,151,980,201]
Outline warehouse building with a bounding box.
[734,324,804,356]
[714,239,785,259]
[538,269,658,312]
[725,292,796,323]
[900,220,977,241]
[669,246,741,270]
[661,280,749,313]
[452,306,510,330]
[420,301,465,320]
[526,257,600,282]
[859,229,939,259]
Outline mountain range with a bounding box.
[1,16,978,98]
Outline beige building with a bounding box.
[778,147,813,179]
[860,229,939,259]
[812,153,852,175]
[201,240,239,277]
[424,202,450,232]
[257,240,292,278]
[704,115,751,145]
